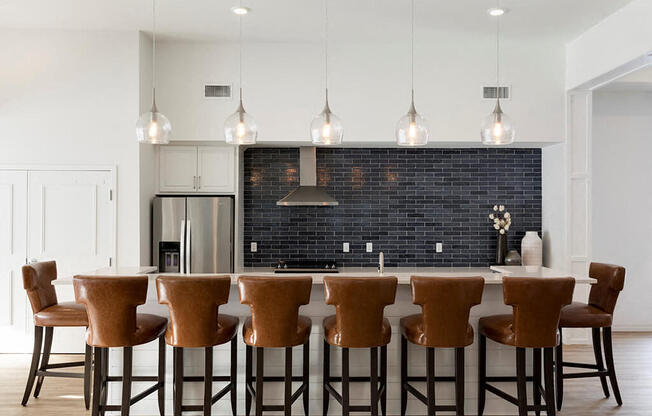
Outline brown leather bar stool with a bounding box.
[156,275,239,416]
[74,275,167,416]
[478,277,575,416]
[238,276,312,416]
[400,276,484,416]
[21,261,92,408]
[556,262,625,409]
[322,276,398,416]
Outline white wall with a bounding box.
[592,90,652,330]
[139,32,159,266]
[0,29,142,266]
[542,142,567,271]
[566,0,652,90]
[156,32,566,144]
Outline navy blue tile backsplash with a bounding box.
[243,147,541,267]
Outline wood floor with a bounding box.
[1,332,649,415]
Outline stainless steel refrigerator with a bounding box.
[152,196,234,273]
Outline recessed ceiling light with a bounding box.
[487,8,507,17]
[231,6,251,15]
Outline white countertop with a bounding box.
[53,266,595,285]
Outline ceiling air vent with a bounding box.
[483,85,511,100]
[204,84,232,99]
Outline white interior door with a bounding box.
[27,170,115,352]
[0,171,29,352]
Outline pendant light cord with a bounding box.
[239,0,243,102]
[152,0,157,105]
[324,0,329,97]
[411,0,414,93]
[495,0,500,96]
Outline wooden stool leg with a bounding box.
[205,347,213,416]
[516,347,527,416]
[174,347,184,416]
[370,347,379,416]
[455,348,464,416]
[230,337,238,416]
[400,336,407,416]
[91,347,103,416]
[380,345,387,416]
[84,343,92,410]
[478,335,486,416]
[426,347,435,416]
[285,347,293,416]
[158,336,166,416]
[34,326,53,398]
[21,326,43,406]
[592,327,610,398]
[544,348,556,416]
[121,347,133,416]
[533,348,541,416]
[302,338,310,416]
[603,327,622,405]
[323,340,330,416]
[342,348,350,416]
[555,328,563,411]
[100,348,109,416]
[255,347,264,416]
[246,345,253,416]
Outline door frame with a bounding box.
[0,165,118,267]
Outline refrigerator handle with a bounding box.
[179,220,186,274]
[185,220,191,273]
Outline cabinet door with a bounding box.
[27,170,115,353]
[196,146,235,193]
[0,171,29,352]
[160,146,198,193]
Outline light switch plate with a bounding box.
[343,242,350,253]
[436,242,443,253]
[366,242,373,253]
[250,242,257,253]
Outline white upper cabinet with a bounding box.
[160,146,197,192]
[159,145,235,194]
[196,146,235,193]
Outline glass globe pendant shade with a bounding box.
[310,91,343,145]
[480,100,515,145]
[136,102,172,144]
[395,94,429,146]
[224,97,258,145]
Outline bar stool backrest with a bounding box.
[73,275,147,347]
[22,261,58,314]
[323,276,398,348]
[156,275,231,347]
[411,276,484,347]
[588,262,625,314]
[503,276,575,348]
[238,276,312,347]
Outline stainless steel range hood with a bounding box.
[277,147,339,206]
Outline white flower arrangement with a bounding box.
[489,204,511,235]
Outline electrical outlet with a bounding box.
[366,242,373,253]
[343,242,350,253]
[250,242,257,253]
[436,242,443,253]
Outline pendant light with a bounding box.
[224,2,257,145]
[310,0,343,146]
[136,0,172,144]
[480,2,515,145]
[395,0,429,146]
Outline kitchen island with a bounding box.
[55,266,593,415]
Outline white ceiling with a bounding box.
[0,0,632,43]
[600,64,652,92]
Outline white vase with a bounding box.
[521,231,543,267]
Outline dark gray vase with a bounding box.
[505,249,522,266]
[496,233,507,265]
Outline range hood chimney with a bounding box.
[276,147,339,206]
